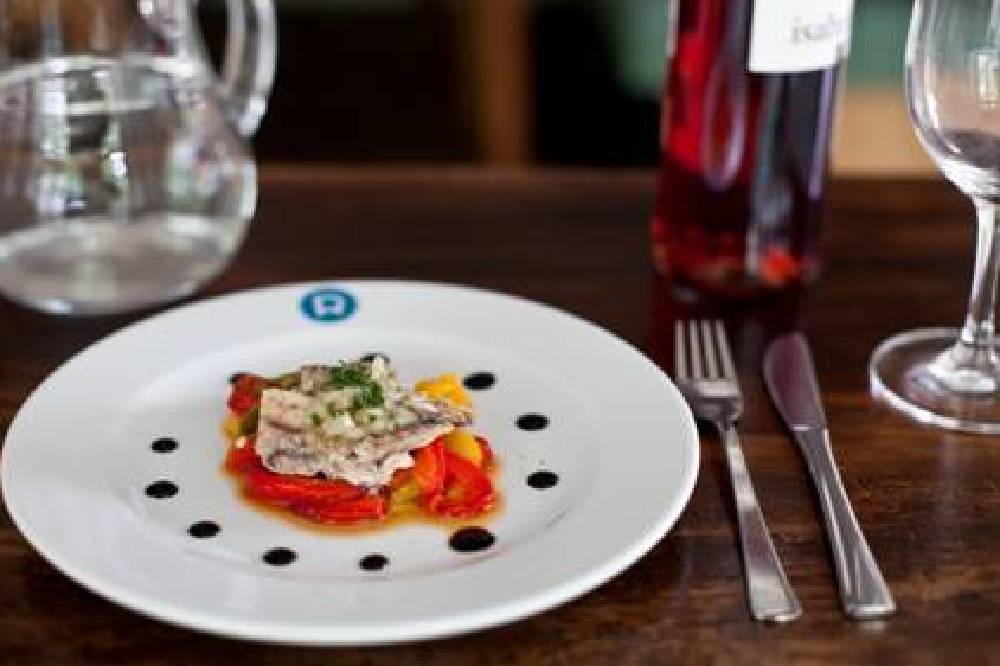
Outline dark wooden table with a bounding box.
[1,168,997,665]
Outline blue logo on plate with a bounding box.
[300,288,357,323]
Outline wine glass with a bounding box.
[870,0,1000,433]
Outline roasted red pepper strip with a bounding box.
[225,440,264,474]
[474,435,494,469]
[291,495,388,523]
[227,426,491,523]
[243,470,366,507]
[412,438,446,499]
[434,449,495,517]
[228,373,266,416]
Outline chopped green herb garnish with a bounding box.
[352,382,384,409]
[329,363,372,388]
[329,361,385,408]
[310,412,323,428]
[327,404,345,418]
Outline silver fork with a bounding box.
[675,319,802,623]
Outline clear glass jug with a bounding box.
[0,0,275,314]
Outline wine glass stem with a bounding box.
[960,198,1000,352]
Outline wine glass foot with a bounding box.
[870,327,1000,434]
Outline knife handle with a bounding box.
[797,430,896,619]
[717,422,802,623]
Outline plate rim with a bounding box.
[0,279,699,645]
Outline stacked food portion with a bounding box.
[223,356,497,525]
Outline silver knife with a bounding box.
[763,333,896,619]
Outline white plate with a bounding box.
[0,281,698,645]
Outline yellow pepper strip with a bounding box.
[391,478,422,504]
[222,413,241,441]
[415,373,472,407]
[389,477,423,517]
[442,428,483,467]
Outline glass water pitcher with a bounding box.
[0,0,276,314]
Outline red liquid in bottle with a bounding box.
[651,0,843,298]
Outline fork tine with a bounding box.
[687,321,703,379]
[700,320,719,378]
[674,320,688,379]
[713,320,737,379]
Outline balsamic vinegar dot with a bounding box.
[516,413,549,431]
[150,437,178,454]
[263,547,297,566]
[449,527,495,553]
[144,480,178,499]
[360,554,389,571]
[463,372,496,390]
[527,471,559,490]
[188,520,220,539]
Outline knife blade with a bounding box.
[762,332,826,430]
[763,333,896,619]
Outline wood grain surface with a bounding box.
[0,167,997,665]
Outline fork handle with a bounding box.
[716,422,802,623]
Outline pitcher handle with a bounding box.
[219,0,277,137]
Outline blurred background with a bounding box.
[199,0,929,174]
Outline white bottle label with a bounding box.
[748,0,855,74]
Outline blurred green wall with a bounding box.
[596,0,913,99]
